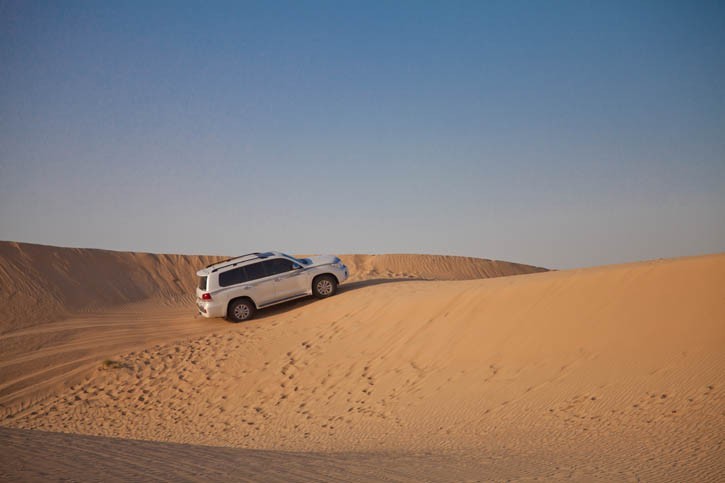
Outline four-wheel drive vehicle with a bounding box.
[196,251,348,322]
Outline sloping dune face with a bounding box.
[1,247,723,481]
[0,242,225,332]
[0,242,545,413]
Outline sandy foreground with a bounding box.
[0,242,723,481]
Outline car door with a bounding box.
[263,258,308,301]
[241,261,276,306]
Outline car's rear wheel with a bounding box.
[312,275,338,298]
[227,299,255,323]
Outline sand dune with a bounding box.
[0,242,723,481]
[335,253,545,282]
[0,425,647,482]
[0,242,544,426]
[1,426,568,483]
[0,242,224,333]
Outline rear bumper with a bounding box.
[196,299,226,318]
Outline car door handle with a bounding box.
[275,272,301,281]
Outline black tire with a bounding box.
[312,274,338,299]
[227,298,256,323]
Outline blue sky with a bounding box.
[1,1,723,268]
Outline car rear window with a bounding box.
[219,267,247,287]
[198,276,207,290]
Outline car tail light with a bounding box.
[201,293,212,300]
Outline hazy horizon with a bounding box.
[1,1,724,269]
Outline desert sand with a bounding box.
[0,241,723,482]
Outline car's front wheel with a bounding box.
[227,298,256,323]
[312,275,338,299]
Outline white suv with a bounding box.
[196,251,349,322]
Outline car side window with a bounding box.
[263,258,295,276]
[219,267,248,287]
[243,261,267,282]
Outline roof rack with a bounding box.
[207,252,260,271]
[211,251,280,273]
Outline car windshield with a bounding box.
[282,253,311,265]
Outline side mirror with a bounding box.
[292,263,301,270]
